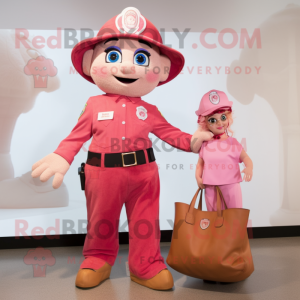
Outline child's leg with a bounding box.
[204,185,217,211]
[219,183,243,208]
[204,183,243,211]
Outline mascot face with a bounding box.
[83,38,170,97]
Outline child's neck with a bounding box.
[213,132,229,140]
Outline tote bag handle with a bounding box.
[185,186,228,227]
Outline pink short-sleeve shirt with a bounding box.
[199,137,243,185]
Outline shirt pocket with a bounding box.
[95,104,115,129]
[134,117,149,127]
[95,111,114,130]
[98,119,113,128]
[92,113,114,142]
[132,117,150,137]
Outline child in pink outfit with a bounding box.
[195,90,253,211]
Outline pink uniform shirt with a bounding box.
[54,93,192,165]
[199,137,244,185]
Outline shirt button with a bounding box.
[122,121,125,124]
[122,104,126,107]
[122,137,125,140]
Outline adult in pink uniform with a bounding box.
[31,7,212,290]
[195,90,253,211]
[54,93,191,276]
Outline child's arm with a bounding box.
[195,157,205,189]
[239,149,253,182]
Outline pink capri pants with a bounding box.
[204,183,243,211]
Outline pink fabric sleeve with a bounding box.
[54,98,93,165]
[151,106,192,152]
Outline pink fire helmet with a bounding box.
[71,7,185,86]
[195,90,233,121]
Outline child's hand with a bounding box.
[241,167,253,182]
[197,177,205,189]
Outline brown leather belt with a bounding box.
[86,148,155,167]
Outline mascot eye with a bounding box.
[35,67,38,70]
[208,118,216,124]
[105,50,122,63]
[134,51,149,66]
[221,114,227,121]
[43,66,47,70]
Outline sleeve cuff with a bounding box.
[53,151,74,166]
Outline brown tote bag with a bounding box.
[166,186,254,282]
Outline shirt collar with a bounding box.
[105,93,141,104]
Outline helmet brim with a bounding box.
[195,103,233,116]
[71,33,185,86]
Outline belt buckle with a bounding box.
[121,152,137,167]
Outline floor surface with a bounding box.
[1,237,299,300]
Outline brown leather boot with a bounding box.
[75,262,112,289]
[130,269,174,290]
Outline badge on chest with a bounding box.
[136,106,147,120]
[98,111,114,120]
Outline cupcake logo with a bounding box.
[23,247,56,277]
[115,7,146,34]
[209,91,220,105]
[124,10,138,28]
[200,218,210,230]
[24,56,58,88]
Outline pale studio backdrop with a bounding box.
[0,0,300,237]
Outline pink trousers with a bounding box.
[80,156,167,279]
[204,183,243,211]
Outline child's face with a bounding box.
[205,112,229,135]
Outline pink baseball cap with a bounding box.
[195,90,233,117]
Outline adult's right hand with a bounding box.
[31,153,70,189]
[190,127,214,153]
